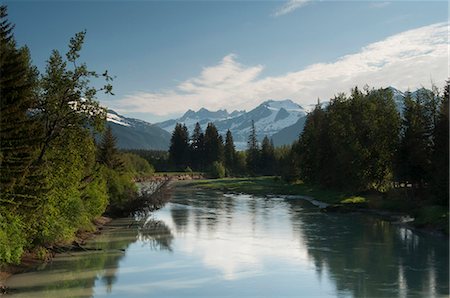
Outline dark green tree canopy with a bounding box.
[169,123,190,168]
[203,123,224,165]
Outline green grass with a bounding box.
[183,176,347,204]
[340,196,367,204]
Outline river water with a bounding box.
[6,185,449,297]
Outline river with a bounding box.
[5,184,449,297]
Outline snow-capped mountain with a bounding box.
[156,99,306,149]
[157,108,245,134]
[106,110,171,150]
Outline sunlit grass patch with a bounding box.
[340,196,367,204]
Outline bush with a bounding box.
[210,162,225,179]
[0,210,26,264]
[120,153,155,176]
[102,167,137,213]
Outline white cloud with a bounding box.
[112,22,448,117]
[273,0,311,17]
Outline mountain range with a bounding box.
[107,87,427,150]
[156,99,307,149]
[106,110,171,150]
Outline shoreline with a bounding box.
[0,175,183,293]
[0,216,112,294]
[183,177,449,237]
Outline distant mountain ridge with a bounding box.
[156,99,306,149]
[106,110,171,150]
[111,87,428,150]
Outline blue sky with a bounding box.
[6,1,449,122]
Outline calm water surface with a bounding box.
[6,185,449,297]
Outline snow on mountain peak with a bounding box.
[107,111,130,127]
[262,99,304,112]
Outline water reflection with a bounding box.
[6,216,174,297]
[6,187,449,297]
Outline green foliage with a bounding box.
[169,123,190,169]
[260,136,276,175]
[293,87,400,192]
[81,171,109,219]
[224,129,237,175]
[210,161,226,179]
[341,196,367,204]
[102,167,137,212]
[246,120,260,175]
[124,149,169,172]
[0,8,119,265]
[397,90,434,186]
[98,126,122,170]
[430,81,449,205]
[204,123,224,165]
[0,5,41,201]
[0,209,26,264]
[189,122,205,170]
[120,152,154,176]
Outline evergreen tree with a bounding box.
[203,123,224,166]
[0,5,40,197]
[169,123,190,169]
[397,91,432,187]
[246,120,260,175]
[297,103,326,184]
[430,80,449,205]
[190,122,204,170]
[224,129,236,175]
[260,136,275,175]
[98,125,122,169]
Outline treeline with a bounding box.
[287,85,449,205]
[167,121,289,177]
[0,7,153,265]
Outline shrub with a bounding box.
[210,162,225,179]
[0,210,26,264]
[120,153,155,176]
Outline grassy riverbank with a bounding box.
[184,177,449,235]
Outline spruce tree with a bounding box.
[190,122,204,170]
[398,91,432,187]
[0,5,41,202]
[246,120,260,175]
[260,136,275,175]
[430,81,449,205]
[168,123,190,169]
[98,125,122,169]
[224,129,236,175]
[203,123,223,165]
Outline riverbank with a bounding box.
[183,177,449,235]
[0,176,179,294]
[0,216,112,294]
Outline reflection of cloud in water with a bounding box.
[108,276,217,294]
[156,195,310,280]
